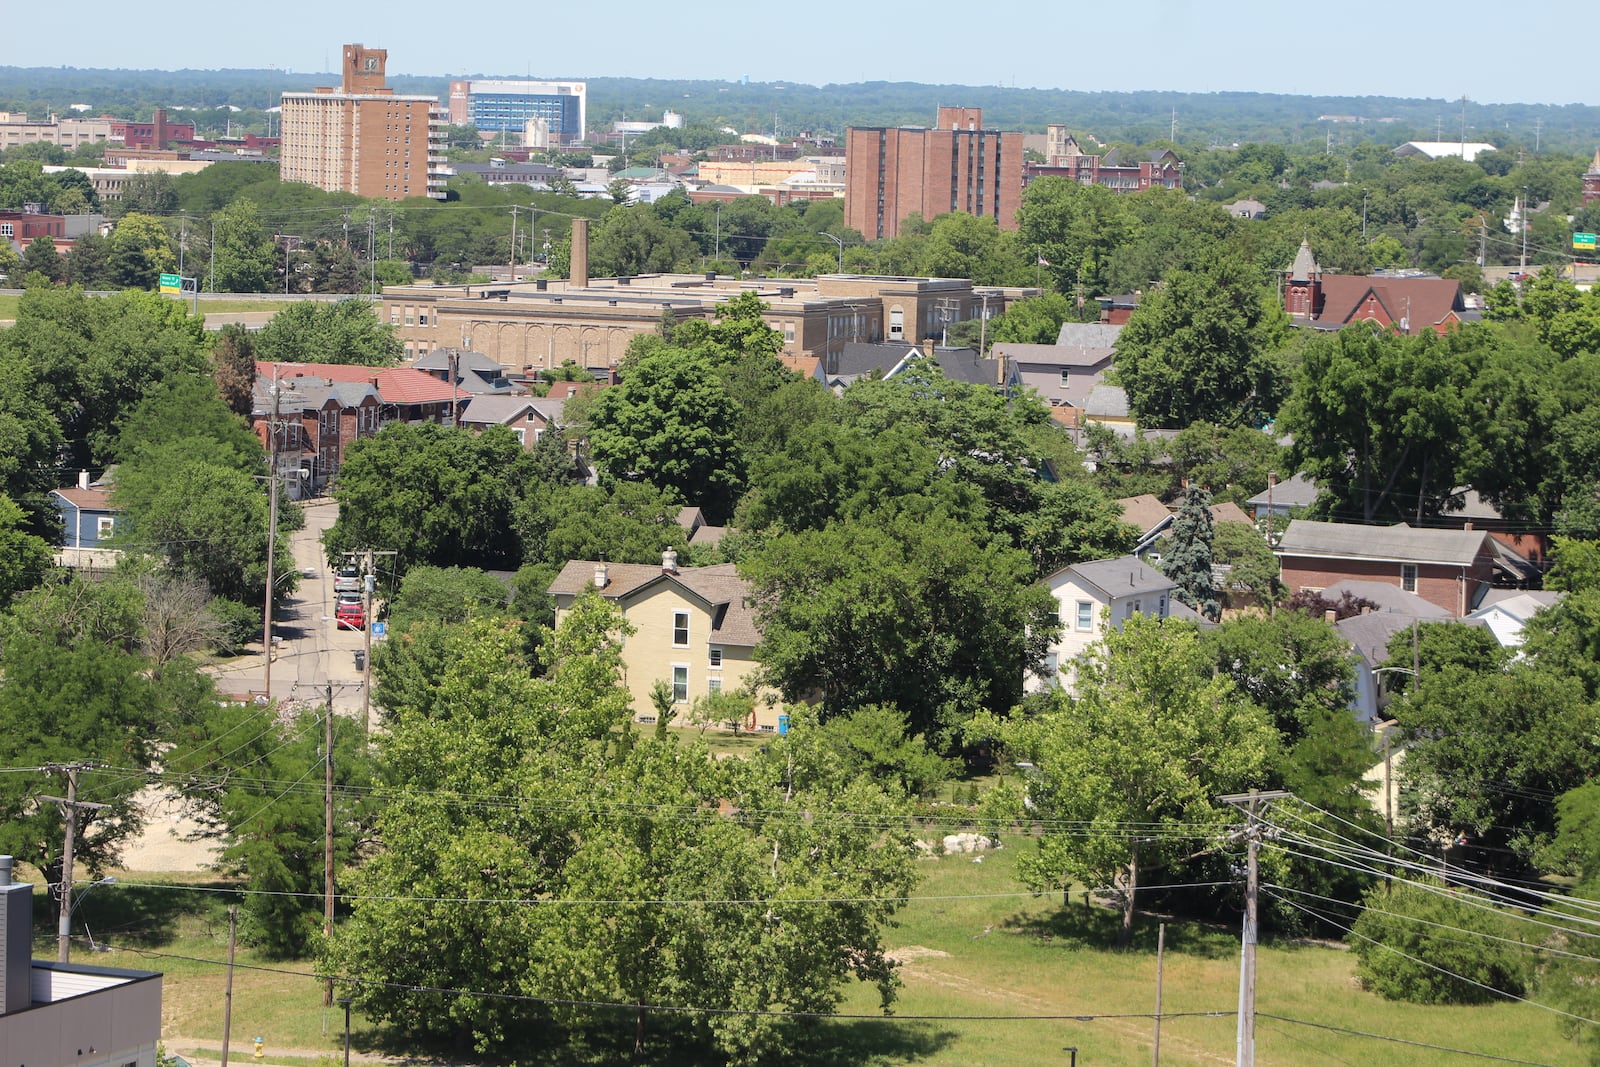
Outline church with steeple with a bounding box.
[1583,148,1600,206]
[1282,240,1475,336]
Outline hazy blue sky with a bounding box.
[6,0,1594,106]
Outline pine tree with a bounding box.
[1162,483,1219,619]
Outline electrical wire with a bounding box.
[1256,1014,1563,1067]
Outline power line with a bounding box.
[1255,1014,1563,1067]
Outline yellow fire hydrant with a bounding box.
[253,1037,264,1059]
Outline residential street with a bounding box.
[202,498,375,715]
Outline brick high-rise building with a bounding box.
[845,106,1023,241]
[279,44,447,201]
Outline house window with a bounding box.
[1059,369,1071,388]
[1133,599,1142,614]
[708,677,722,694]
[0,223,12,238]
[512,428,526,444]
[1075,600,1094,631]
[709,647,723,669]
[96,516,115,539]
[1401,564,1418,593]
[672,611,689,647]
[672,665,688,703]
[419,313,429,326]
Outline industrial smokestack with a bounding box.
[571,217,590,290]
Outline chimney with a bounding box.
[1324,609,1337,624]
[663,547,679,573]
[1464,521,1474,531]
[78,469,90,491]
[0,855,33,1015]
[593,561,608,588]
[570,217,590,289]
[922,337,935,359]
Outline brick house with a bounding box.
[1283,240,1474,335]
[548,553,783,732]
[1275,520,1534,617]
[457,394,564,448]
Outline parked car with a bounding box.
[333,564,362,594]
[335,593,365,630]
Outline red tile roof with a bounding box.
[256,362,458,405]
[1313,275,1465,334]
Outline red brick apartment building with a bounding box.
[279,44,447,201]
[845,106,1023,240]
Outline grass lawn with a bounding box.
[51,846,1571,1067]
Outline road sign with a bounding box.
[158,272,181,294]
[372,621,387,638]
[1575,232,1598,250]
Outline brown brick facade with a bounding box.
[845,111,1023,240]
[1279,555,1494,617]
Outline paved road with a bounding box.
[204,498,376,717]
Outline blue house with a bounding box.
[50,470,119,549]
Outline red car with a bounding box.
[335,594,365,630]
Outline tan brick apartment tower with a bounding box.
[845,106,1023,240]
[279,44,447,201]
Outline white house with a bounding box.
[1030,555,1175,692]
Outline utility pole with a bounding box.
[263,364,281,703]
[509,205,518,282]
[1220,790,1290,1067]
[362,551,375,734]
[221,905,237,1067]
[41,763,109,963]
[1152,922,1166,1067]
[209,220,216,293]
[324,682,335,1006]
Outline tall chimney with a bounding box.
[570,217,590,290]
[78,469,90,491]
[922,336,935,359]
[593,560,608,588]
[662,547,678,574]
[0,855,34,1015]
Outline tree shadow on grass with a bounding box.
[1000,896,1240,959]
[353,1014,955,1067]
[36,878,234,952]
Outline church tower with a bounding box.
[1285,239,1322,319]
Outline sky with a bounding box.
[6,0,1597,108]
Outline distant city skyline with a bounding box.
[5,0,1595,108]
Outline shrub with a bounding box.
[1350,879,1532,1004]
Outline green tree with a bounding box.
[978,614,1277,944]
[1211,519,1284,606]
[117,171,177,217]
[1112,250,1290,427]
[1350,880,1531,1005]
[741,510,1057,745]
[327,423,535,577]
[20,236,63,283]
[988,292,1074,347]
[388,565,507,630]
[586,346,744,525]
[1159,483,1218,618]
[254,299,402,366]
[206,199,278,293]
[0,493,52,608]
[108,212,178,289]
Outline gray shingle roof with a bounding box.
[1276,521,1493,566]
[548,560,761,646]
[1055,322,1124,348]
[1083,384,1129,418]
[1066,555,1175,598]
[1320,580,1452,618]
[1245,472,1320,510]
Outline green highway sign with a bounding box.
[1574,232,1598,249]
[158,272,182,293]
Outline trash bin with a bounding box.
[354,649,366,671]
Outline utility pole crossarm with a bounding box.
[1218,790,1291,1067]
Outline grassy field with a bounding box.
[47,847,1571,1067]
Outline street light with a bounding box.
[818,231,844,274]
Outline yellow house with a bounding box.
[548,552,783,732]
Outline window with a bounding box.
[1401,564,1418,593]
[709,647,723,669]
[708,677,722,695]
[419,313,429,326]
[1059,369,1071,388]
[672,611,689,646]
[1075,600,1094,631]
[96,516,115,539]
[759,724,776,732]
[0,223,11,238]
[671,665,688,703]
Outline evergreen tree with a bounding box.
[1161,483,1218,618]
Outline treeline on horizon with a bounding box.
[1,66,1597,152]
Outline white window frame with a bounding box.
[707,677,722,695]
[709,647,723,669]
[672,611,690,647]
[1400,564,1418,593]
[1074,600,1094,631]
[671,664,689,703]
[96,516,115,539]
